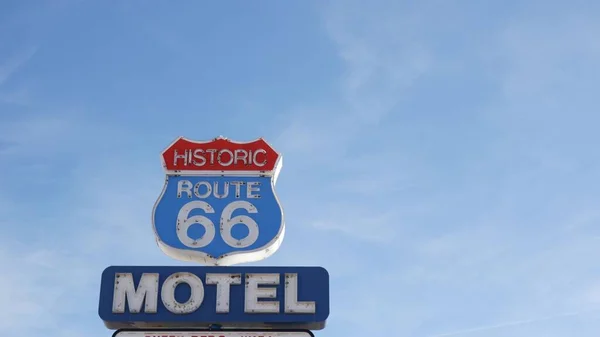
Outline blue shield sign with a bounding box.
[152,136,284,265]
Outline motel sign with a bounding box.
[99,136,330,336]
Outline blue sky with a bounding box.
[2,0,600,336]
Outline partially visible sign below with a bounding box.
[99,266,329,330]
[114,330,313,337]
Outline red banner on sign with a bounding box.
[161,137,280,173]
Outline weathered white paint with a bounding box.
[110,272,316,315]
[175,200,260,249]
[161,272,205,314]
[220,200,259,248]
[176,180,262,200]
[112,273,159,314]
[284,274,316,314]
[205,273,242,313]
[245,273,280,313]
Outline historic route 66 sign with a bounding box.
[153,136,284,265]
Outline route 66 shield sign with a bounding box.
[152,136,285,265]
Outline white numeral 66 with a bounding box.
[176,200,259,249]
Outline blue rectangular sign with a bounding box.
[99,266,329,330]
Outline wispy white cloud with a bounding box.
[276,1,434,153]
[0,113,172,335]
[0,86,31,105]
[0,47,37,106]
[429,310,597,337]
[311,204,397,243]
[275,1,436,245]
[0,46,37,87]
[0,243,98,335]
[325,1,432,123]
[497,14,600,101]
[272,2,600,337]
[0,188,166,337]
[0,114,73,156]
